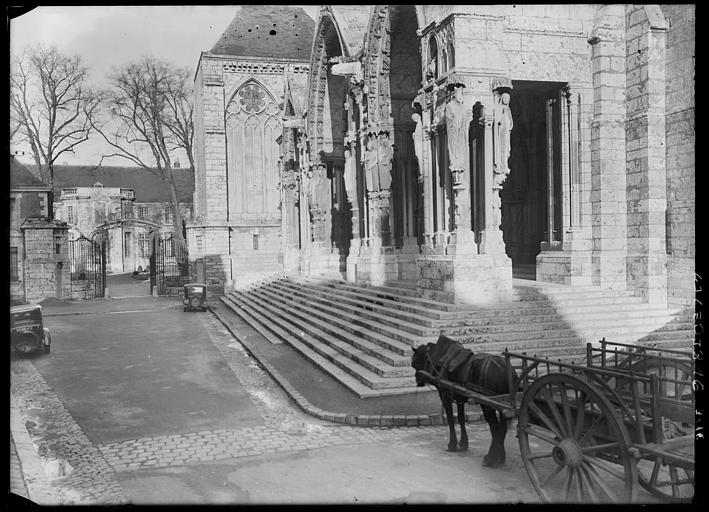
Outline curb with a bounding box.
[10,391,63,505]
[210,305,480,428]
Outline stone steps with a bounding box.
[251,285,432,348]
[216,275,692,397]
[217,298,414,398]
[220,294,416,395]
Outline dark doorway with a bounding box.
[502,81,565,279]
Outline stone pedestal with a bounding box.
[417,233,512,305]
[536,229,593,286]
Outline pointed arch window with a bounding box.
[226,81,282,215]
[427,36,439,81]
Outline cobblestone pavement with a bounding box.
[11,358,128,504]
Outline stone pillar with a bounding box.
[536,86,592,286]
[588,5,628,291]
[624,5,669,305]
[20,218,70,303]
[479,111,505,254]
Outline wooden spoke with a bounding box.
[583,454,627,481]
[559,384,574,436]
[563,466,574,502]
[578,413,605,446]
[573,390,586,439]
[527,401,564,440]
[540,384,569,437]
[521,424,561,446]
[540,462,565,490]
[583,459,620,502]
[578,464,601,503]
[581,442,620,454]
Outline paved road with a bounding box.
[11,293,549,504]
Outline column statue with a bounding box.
[411,112,424,182]
[494,92,513,175]
[364,135,378,192]
[343,145,357,204]
[444,83,469,172]
[377,132,393,191]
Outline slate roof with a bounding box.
[210,5,315,60]
[10,157,48,189]
[51,165,195,204]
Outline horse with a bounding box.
[411,334,512,467]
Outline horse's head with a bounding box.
[411,344,431,386]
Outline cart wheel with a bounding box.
[617,359,693,402]
[637,452,694,503]
[518,373,638,503]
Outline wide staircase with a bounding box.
[216,275,693,398]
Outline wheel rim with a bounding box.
[637,454,694,503]
[189,298,201,308]
[518,373,638,503]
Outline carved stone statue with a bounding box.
[343,146,357,203]
[364,135,378,192]
[411,112,424,181]
[494,92,513,173]
[377,133,393,191]
[444,84,469,171]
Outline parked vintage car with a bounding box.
[10,304,51,354]
[183,283,207,312]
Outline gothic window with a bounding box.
[226,81,282,214]
[427,36,439,81]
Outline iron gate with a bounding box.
[68,234,106,298]
[150,233,189,295]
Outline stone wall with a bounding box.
[662,4,695,309]
[21,221,71,304]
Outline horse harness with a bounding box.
[425,342,502,397]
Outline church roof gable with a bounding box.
[210,5,315,60]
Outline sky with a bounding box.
[9,5,319,166]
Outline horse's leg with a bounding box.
[456,399,468,450]
[481,405,504,467]
[440,391,458,452]
[495,411,508,465]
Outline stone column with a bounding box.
[588,5,628,291]
[479,110,505,254]
[624,5,669,304]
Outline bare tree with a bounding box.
[93,57,194,246]
[10,45,103,215]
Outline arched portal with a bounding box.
[388,5,423,247]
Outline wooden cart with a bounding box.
[416,339,695,503]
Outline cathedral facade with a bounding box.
[191,5,694,309]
